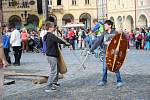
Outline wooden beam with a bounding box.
[4,71,48,78]
[4,71,64,84]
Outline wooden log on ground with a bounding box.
[32,74,64,84]
[32,77,48,84]
[4,71,64,84]
[4,71,48,77]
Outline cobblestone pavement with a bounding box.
[2,48,150,100]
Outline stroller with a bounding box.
[28,37,40,53]
[28,37,35,52]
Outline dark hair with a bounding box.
[104,20,113,28]
[45,21,54,30]
[9,24,16,29]
[93,19,98,23]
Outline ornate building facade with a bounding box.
[2,0,43,29]
[107,0,150,32]
[49,0,97,29]
[2,0,98,29]
[97,0,107,22]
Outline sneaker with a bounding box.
[45,89,51,93]
[45,86,51,92]
[116,82,124,88]
[13,63,20,66]
[51,86,57,90]
[97,81,106,86]
[53,83,60,87]
[44,85,56,92]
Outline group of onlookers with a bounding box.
[0,25,41,66]
[1,22,150,67]
[61,26,150,51]
[124,28,150,50]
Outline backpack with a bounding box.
[81,30,86,39]
[28,38,35,47]
[145,35,150,41]
[96,23,104,35]
[137,34,143,41]
[2,35,10,48]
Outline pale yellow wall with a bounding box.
[2,0,42,25]
[2,0,98,28]
[108,0,150,31]
[51,0,97,28]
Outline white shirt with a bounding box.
[40,30,47,40]
[10,29,21,46]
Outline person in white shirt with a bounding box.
[10,25,22,66]
[40,26,47,54]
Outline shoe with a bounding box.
[44,86,51,92]
[45,89,51,93]
[13,63,20,66]
[53,83,60,87]
[97,81,106,86]
[44,85,56,93]
[13,62,16,64]
[51,86,57,90]
[116,82,124,88]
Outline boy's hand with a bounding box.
[65,42,70,46]
[105,41,111,45]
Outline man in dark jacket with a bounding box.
[44,22,70,92]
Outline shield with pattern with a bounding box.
[106,33,128,72]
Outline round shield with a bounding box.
[106,33,128,72]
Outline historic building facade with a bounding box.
[2,0,98,29]
[97,0,107,22]
[2,0,42,29]
[49,0,97,29]
[107,0,150,32]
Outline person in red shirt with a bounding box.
[68,28,75,50]
[129,30,135,46]
[21,28,29,52]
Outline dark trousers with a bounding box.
[136,40,142,49]
[4,48,11,64]
[13,46,22,64]
[70,39,75,50]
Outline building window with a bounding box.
[122,3,124,8]
[72,0,76,5]
[118,0,120,5]
[140,0,143,6]
[22,1,29,8]
[57,0,61,5]
[48,0,52,5]
[85,0,90,5]
[8,0,13,7]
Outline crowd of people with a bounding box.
[128,28,150,50]
[0,19,150,93]
[0,25,43,66]
[0,21,150,67]
[62,25,150,51]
